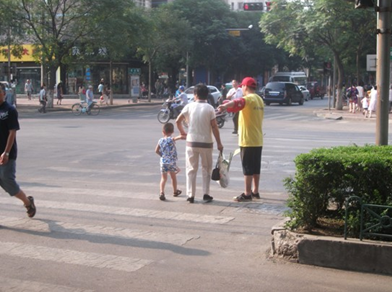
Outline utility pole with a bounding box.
[375,0,391,145]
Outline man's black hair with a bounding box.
[194,83,208,100]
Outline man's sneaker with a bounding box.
[251,192,261,199]
[203,194,213,203]
[25,196,36,218]
[159,192,166,201]
[233,193,252,202]
[187,197,194,203]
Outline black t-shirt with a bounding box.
[0,101,19,160]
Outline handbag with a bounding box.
[211,155,221,181]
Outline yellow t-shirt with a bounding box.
[238,93,264,147]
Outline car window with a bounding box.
[185,87,194,94]
[285,83,296,94]
[209,87,217,93]
[266,83,285,91]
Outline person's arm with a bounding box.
[173,135,184,141]
[155,143,161,156]
[0,129,16,165]
[176,113,187,139]
[211,119,223,152]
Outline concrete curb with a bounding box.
[271,220,392,275]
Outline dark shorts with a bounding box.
[0,160,20,196]
[240,147,263,176]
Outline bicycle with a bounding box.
[71,101,100,116]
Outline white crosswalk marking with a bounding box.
[0,216,198,245]
[0,198,234,224]
[0,241,153,272]
[0,276,94,292]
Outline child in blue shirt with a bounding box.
[155,123,183,201]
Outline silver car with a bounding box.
[185,85,222,104]
[298,85,310,101]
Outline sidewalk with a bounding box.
[13,94,163,113]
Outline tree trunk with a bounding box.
[148,61,152,102]
[47,66,57,108]
[335,53,345,110]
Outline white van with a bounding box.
[269,72,307,85]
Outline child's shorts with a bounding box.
[161,164,177,173]
[0,160,20,196]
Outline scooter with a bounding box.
[215,109,227,128]
[157,98,181,124]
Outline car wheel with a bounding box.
[321,95,324,100]
[265,102,270,106]
[287,98,292,106]
[299,97,304,105]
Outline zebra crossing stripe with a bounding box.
[0,198,234,224]
[0,276,94,292]
[0,241,153,273]
[0,216,198,245]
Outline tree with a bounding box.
[260,0,375,109]
[136,5,191,100]
[6,0,137,107]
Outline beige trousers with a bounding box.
[186,146,213,198]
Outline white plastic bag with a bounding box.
[216,152,233,188]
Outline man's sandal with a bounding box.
[173,190,182,197]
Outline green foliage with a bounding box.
[284,145,392,236]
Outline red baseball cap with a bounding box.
[240,77,257,88]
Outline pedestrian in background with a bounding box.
[155,122,183,201]
[24,79,34,100]
[86,85,94,112]
[356,81,365,112]
[226,80,243,134]
[0,82,36,218]
[389,85,392,112]
[346,84,358,113]
[176,83,223,204]
[78,85,86,101]
[56,81,63,105]
[217,83,228,105]
[38,84,47,113]
[368,85,377,118]
[218,77,264,202]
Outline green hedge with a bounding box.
[284,145,392,234]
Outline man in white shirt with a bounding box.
[226,80,243,134]
[24,79,34,100]
[356,82,365,111]
[173,86,188,117]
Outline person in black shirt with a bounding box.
[0,83,36,218]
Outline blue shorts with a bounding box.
[160,164,178,173]
[0,160,20,196]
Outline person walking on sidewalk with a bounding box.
[155,123,183,201]
[176,83,224,204]
[38,84,47,113]
[24,79,34,100]
[218,77,264,202]
[226,80,243,134]
[0,83,36,218]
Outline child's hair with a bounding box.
[163,122,174,134]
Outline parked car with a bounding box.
[298,85,310,101]
[185,85,222,104]
[263,82,304,106]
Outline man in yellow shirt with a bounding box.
[218,77,264,202]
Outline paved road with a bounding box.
[0,100,391,291]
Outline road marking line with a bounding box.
[0,198,234,224]
[0,241,153,273]
[0,216,198,245]
[0,276,94,292]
